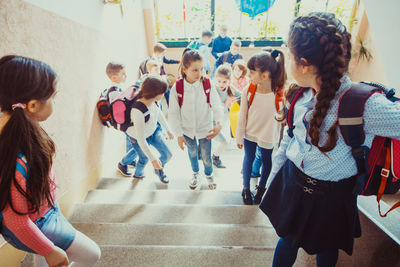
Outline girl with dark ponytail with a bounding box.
[236,50,286,205]
[260,13,400,266]
[0,55,100,267]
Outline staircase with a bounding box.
[18,143,400,266]
[69,183,316,266]
[21,145,318,266]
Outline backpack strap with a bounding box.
[286,87,308,138]
[338,83,381,171]
[202,77,211,107]
[176,78,184,108]
[338,83,383,194]
[246,83,257,107]
[105,86,118,101]
[275,86,285,113]
[176,77,211,108]
[131,101,150,123]
[338,83,381,148]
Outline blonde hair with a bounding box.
[232,59,247,78]
[153,43,167,53]
[146,59,161,73]
[216,63,232,79]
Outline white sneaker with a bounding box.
[189,173,199,190]
[206,175,216,190]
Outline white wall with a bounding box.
[362,0,400,94]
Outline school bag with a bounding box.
[246,83,285,113]
[96,86,118,127]
[138,57,151,78]
[286,82,400,217]
[96,85,149,131]
[175,77,212,108]
[187,40,200,50]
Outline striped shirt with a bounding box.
[2,154,56,255]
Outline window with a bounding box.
[156,0,355,41]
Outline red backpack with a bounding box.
[175,77,212,108]
[96,86,118,127]
[286,82,400,217]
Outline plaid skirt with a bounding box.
[260,160,361,255]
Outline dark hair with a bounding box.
[106,62,124,77]
[179,49,203,79]
[288,13,350,153]
[202,30,213,38]
[0,55,57,216]
[309,12,352,71]
[247,51,286,94]
[216,64,234,97]
[136,75,168,100]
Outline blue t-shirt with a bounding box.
[211,36,232,59]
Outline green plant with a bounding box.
[355,38,373,62]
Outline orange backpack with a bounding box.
[246,83,285,113]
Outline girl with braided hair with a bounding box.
[260,13,400,266]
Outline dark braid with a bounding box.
[288,14,349,152]
[309,12,352,71]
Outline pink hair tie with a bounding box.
[12,103,27,110]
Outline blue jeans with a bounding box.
[273,235,338,267]
[1,202,76,253]
[251,146,262,177]
[125,134,137,162]
[122,126,172,177]
[242,139,272,188]
[184,135,213,176]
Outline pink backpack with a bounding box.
[110,86,150,132]
[175,77,212,108]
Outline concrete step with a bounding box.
[20,245,315,267]
[84,189,245,205]
[92,245,314,267]
[69,203,271,226]
[95,176,258,191]
[72,222,277,247]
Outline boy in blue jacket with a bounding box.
[211,24,232,60]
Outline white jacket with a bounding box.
[168,78,223,139]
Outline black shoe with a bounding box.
[242,188,254,205]
[133,174,145,179]
[212,155,226,168]
[128,160,136,168]
[254,185,266,205]
[118,163,132,177]
[154,169,169,184]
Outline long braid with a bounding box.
[289,15,347,152]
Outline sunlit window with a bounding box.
[156,0,355,41]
